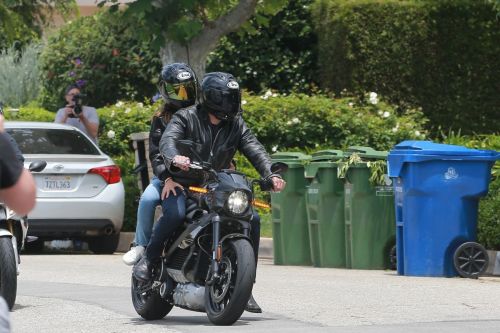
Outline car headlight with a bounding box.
[227,190,249,215]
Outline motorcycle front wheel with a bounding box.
[0,237,17,310]
[131,275,173,320]
[205,238,256,325]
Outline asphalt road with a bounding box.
[9,254,500,332]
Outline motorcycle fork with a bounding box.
[6,220,20,272]
[207,215,222,285]
[6,220,13,234]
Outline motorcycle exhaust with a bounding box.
[103,226,114,235]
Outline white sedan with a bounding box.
[5,121,125,254]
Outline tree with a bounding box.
[0,0,76,49]
[98,0,287,76]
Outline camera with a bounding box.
[68,94,85,117]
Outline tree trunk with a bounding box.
[159,40,210,79]
[159,0,259,79]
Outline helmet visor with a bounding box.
[163,81,197,102]
[205,89,241,120]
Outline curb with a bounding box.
[117,232,274,260]
[117,232,135,253]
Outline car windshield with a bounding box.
[6,128,100,155]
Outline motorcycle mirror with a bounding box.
[29,160,47,172]
[270,162,288,174]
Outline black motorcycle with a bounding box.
[131,161,287,325]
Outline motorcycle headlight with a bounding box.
[227,190,249,215]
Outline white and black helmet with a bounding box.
[158,63,198,110]
[201,72,241,121]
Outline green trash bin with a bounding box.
[271,152,312,265]
[305,150,346,268]
[342,146,396,269]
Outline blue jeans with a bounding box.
[145,188,261,263]
[146,188,186,260]
[134,177,162,247]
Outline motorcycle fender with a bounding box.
[219,233,251,246]
[0,229,13,238]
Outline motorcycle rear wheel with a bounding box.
[0,237,17,310]
[131,275,173,320]
[205,238,256,325]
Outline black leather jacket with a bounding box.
[159,105,273,185]
[149,116,170,181]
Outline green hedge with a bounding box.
[39,12,161,111]
[207,0,318,94]
[242,92,427,152]
[312,0,500,134]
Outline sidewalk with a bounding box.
[117,232,500,276]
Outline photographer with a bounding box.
[54,84,99,143]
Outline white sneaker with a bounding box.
[122,246,145,266]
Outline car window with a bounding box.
[6,128,100,155]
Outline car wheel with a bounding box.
[88,233,120,254]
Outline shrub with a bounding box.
[242,91,428,152]
[207,0,318,94]
[39,12,161,111]
[312,0,500,134]
[0,44,42,107]
[97,101,156,157]
[3,102,54,121]
[477,177,500,250]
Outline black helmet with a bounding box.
[158,63,198,110]
[201,72,241,121]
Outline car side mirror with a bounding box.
[29,160,47,172]
[270,162,288,175]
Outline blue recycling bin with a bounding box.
[387,141,499,277]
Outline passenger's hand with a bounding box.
[271,176,286,192]
[161,178,184,200]
[172,155,190,171]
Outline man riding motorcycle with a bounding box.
[133,72,286,313]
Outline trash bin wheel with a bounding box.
[389,245,397,271]
[453,242,489,279]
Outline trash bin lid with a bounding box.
[391,141,499,156]
[388,140,500,177]
[311,150,344,161]
[271,152,311,167]
[345,146,387,160]
[272,152,311,160]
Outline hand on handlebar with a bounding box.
[172,155,191,171]
[271,176,286,192]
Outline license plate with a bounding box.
[43,175,73,191]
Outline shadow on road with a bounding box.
[126,314,276,327]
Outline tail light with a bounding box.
[88,165,121,184]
